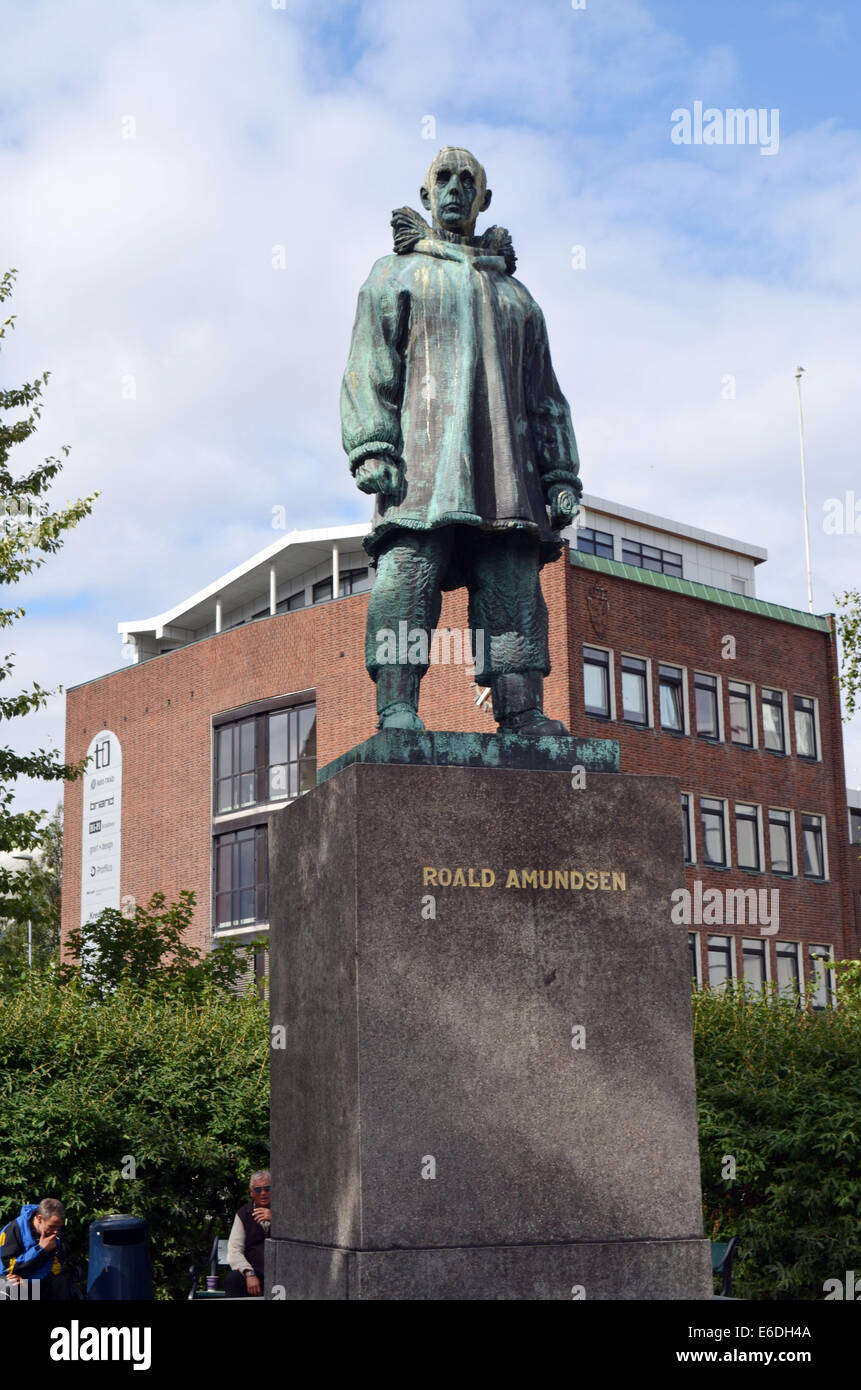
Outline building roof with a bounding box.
[570,550,831,631]
[581,494,768,564]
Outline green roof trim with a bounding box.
[569,550,831,632]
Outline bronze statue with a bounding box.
[341,147,581,735]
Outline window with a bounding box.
[808,945,833,1010]
[268,705,317,801]
[583,647,611,718]
[621,655,648,725]
[215,718,257,814]
[801,813,825,880]
[577,527,613,559]
[731,577,747,595]
[776,941,801,998]
[707,935,733,990]
[659,665,685,733]
[768,808,793,875]
[681,794,694,864]
[794,696,817,759]
[761,688,786,754]
[621,539,683,578]
[214,825,268,930]
[214,702,317,813]
[312,577,333,604]
[728,681,753,747]
[285,590,306,612]
[850,809,861,845]
[694,673,719,740]
[688,933,699,987]
[735,803,761,871]
[701,797,727,867]
[742,939,767,994]
[339,567,371,596]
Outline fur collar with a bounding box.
[390,207,516,275]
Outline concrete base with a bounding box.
[267,760,712,1300]
[266,1237,712,1301]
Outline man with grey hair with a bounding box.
[342,145,582,734]
[225,1170,270,1297]
[0,1197,68,1299]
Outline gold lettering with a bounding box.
[521,870,538,888]
[481,868,496,887]
[505,869,520,888]
[453,867,467,887]
[599,871,611,890]
[422,867,437,886]
[571,871,584,889]
[554,870,569,889]
[438,867,452,887]
[612,872,627,891]
[585,871,598,890]
[539,869,553,889]
[467,867,480,887]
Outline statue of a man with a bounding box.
[341,146,582,735]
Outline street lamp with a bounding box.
[11,852,34,969]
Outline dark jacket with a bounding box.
[236,1204,267,1280]
[0,1205,63,1281]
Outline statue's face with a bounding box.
[421,150,491,233]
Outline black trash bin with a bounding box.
[87,1215,152,1300]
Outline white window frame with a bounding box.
[808,943,835,1009]
[693,670,724,742]
[728,678,758,750]
[658,661,689,735]
[582,644,616,721]
[741,936,771,993]
[793,693,822,763]
[706,933,735,990]
[682,791,696,864]
[735,801,764,873]
[701,795,731,870]
[767,805,797,877]
[688,931,702,988]
[620,651,652,728]
[800,810,829,882]
[775,940,803,1002]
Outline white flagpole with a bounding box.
[795,366,814,614]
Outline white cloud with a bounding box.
[1,0,860,809]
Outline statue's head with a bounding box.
[420,147,492,236]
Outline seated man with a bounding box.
[0,1198,68,1299]
[225,1170,270,1298]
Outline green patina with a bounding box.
[317,730,619,785]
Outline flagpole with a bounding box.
[795,366,814,614]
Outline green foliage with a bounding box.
[61,889,263,1001]
[0,268,97,924]
[0,803,63,977]
[694,982,861,1300]
[834,588,861,719]
[0,970,269,1299]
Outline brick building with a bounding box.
[62,498,859,999]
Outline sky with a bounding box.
[2,0,861,814]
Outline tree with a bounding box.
[0,269,97,930]
[834,589,861,719]
[62,889,264,1001]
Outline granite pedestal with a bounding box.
[266,753,711,1300]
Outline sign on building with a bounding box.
[81,729,122,925]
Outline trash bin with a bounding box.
[87,1215,152,1300]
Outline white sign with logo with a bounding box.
[81,729,122,925]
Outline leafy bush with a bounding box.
[0,966,269,1297]
[694,975,861,1300]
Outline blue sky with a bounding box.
[2,0,861,810]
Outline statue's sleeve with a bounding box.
[340,263,408,474]
[524,305,582,496]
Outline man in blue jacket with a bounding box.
[0,1198,68,1299]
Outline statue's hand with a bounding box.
[547,483,578,530]
[355,457,403,498]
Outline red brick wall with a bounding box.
[566,560,857,975]
[63,546,855,977]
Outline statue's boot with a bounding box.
[491,671,570,737]
[376,664,425,731]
